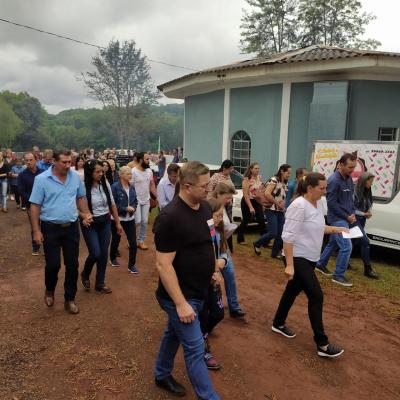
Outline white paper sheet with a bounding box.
[342,226,364,239]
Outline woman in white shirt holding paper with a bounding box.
[271,172,348,358]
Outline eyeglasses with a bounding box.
[187,183,208,190]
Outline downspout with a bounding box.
[345,81,352,140]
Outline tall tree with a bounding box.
[240,0,298,56]
[0,91,46,132]
[0,98,22,147]
[81,40,160,148]
[298,0,381,49]
[240,0,380,56]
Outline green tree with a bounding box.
[0,91,46,131]
[0,91,49,149]
[81,40,160,148]
[0,98,22,147]
[298,0,381,49]
[240,0,298,56]
[240,0,380,56]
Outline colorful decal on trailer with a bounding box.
[313,142,399,199]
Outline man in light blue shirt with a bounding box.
[157,163,180,210]
[36,149,54,171]
[30,149,92,314]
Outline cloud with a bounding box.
[0,0,396,113]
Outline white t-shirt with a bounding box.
[131,167,153,205]
[282,196,325,262]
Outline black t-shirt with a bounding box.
[0,163,10,178]
[154,195,215,301]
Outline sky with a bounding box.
[0,0,398,114]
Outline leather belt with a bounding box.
[42,220,77,228]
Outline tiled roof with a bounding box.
[158,45,400,91]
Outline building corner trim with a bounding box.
[278,82,291,165]
[222,88,231,160]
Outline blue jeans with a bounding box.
[221,257,241,312]
[80,215,111,288]
[254,210,285,257]
[135,202,150,243]
[317,219,352,280]
[155,296,220,400]
[0,179,7,209]
[355,216,371,266]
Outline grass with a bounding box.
[233,230,400,304]
[149,208,400,315]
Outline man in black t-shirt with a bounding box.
[153,161,222,399]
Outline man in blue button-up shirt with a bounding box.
[157,163,180,210]
[30,149,92,314]
[316,153,357,287]
[36,149,53,171]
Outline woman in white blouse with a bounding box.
[271,172,348,358]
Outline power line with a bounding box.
[0,17,198,72]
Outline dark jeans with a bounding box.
[236,198,266,243]
[41,221,80,301]
[199,285,225,336]
[110,219,137,267]
[254,210,285,257]
[273,257,329,347]
[354,216,371,266]
[80,214,111,288]
[10,184,21,205]
[27,205,40,252]
[154,295,220,400]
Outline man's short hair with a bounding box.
[339,153,357,165]
[167,163,180,175]
[24,152,35,160]
[179,161,209,186]
[53,149,72,161]
[43,149,53,157]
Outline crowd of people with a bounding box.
[0,146,380,399]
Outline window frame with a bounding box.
[230,130,251,175]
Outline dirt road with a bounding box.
[1,209,399,400]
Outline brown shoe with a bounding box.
[95,285,112,294]
[64,301,79,314]
[137,242,148,250]
[44,290,54,307]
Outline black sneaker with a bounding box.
[128,265,139,274]
[253,243,261,256]
[271,325,296,338]
[110,259,120,267]
[332,276,353,287]
[315,265,332,276]
[317,343,344,358]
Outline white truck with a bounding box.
[312,140,400,251]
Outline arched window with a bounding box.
[230,130,251,175]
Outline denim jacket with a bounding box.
[111,181,138,217]
[212,232,229,267]
[326,171,355,224]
